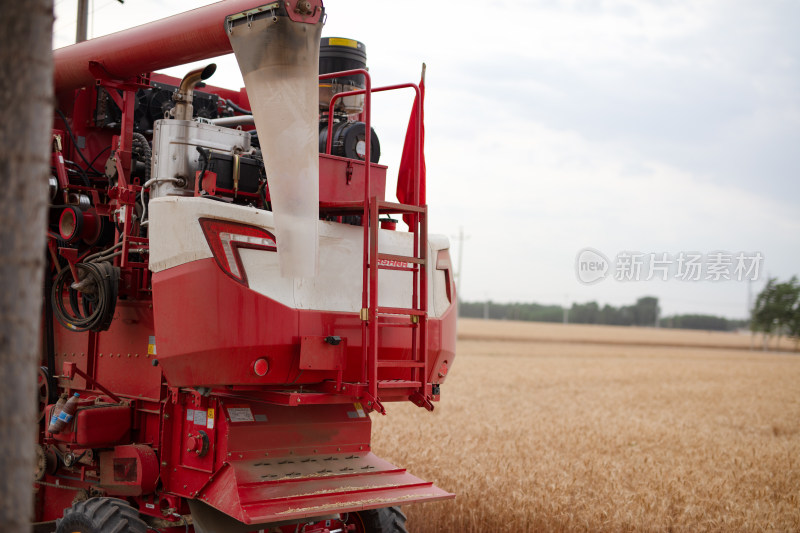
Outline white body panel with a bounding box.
[148,197,451,317]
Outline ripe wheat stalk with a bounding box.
[372,319,800,532]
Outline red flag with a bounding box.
[396,70,425,229]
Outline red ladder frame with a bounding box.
[319,70,428,415]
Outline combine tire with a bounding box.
[55,497,147,533]
[352,506,408,533]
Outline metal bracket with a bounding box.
[226,2,281,33]
[409,391,434,412]
[363,393,385,416]
[62,361,123,403]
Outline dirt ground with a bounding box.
[371,319,800,532]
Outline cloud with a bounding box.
[426,111,797,317]
[51,0,800,318]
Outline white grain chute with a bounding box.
[227,3,324,278]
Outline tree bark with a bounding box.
[0,0,53,530]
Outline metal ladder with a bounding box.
[318,68,428,414]
[363,200,430,415]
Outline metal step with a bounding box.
[378,306,425,317]
[377,252,425,265]
[376,320,417,329]
[377,379,422,389]
[318,200,426,216]
[376,200,426,215]
[195,452,454,526]
[376,360,425,368]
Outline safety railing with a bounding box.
[319,70,426,413]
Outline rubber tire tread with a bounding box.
[357,506,408,533]
[56,497,147,533]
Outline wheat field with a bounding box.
[371,319,800,532]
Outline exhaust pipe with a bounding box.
[172,64,217,121]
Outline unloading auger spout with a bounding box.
[228,3,325,278]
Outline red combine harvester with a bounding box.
[37,1,457,531]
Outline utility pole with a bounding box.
[748,278,754,350]
[76,0,125,43]
[76,0,88,42]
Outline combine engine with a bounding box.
[37,1,456,532]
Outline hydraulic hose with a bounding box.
[52,261,120,332]
[226,99,252,115]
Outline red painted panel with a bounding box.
[428,301,457,385]
[152,258,455,393]
[299,336,345,370]
[220,403,371,457]
[152,258,298,387]
[95,301,162,400]
[318,154,387,203]
[52,403,131,447]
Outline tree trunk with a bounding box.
[0,1,53,530]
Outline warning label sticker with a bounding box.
[193,409,207,427]
[148,336,157,355]
[227,407,255,422]
[207,408,215,429]
[353,402,366,418]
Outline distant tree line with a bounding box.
[459,296,748,331]
[568,297,660,327]
[659,314,746,331]
[459,301,564,323]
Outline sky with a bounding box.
[53,0,800,319]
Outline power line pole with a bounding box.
[748,277,754,350]
[76,0,124,43]
[76,0,88,42]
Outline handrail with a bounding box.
[318,71,425,410]
[319,69,373,390]
[318,72,423,211]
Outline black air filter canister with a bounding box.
[319,37,367,114]
[320,37,366,86]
